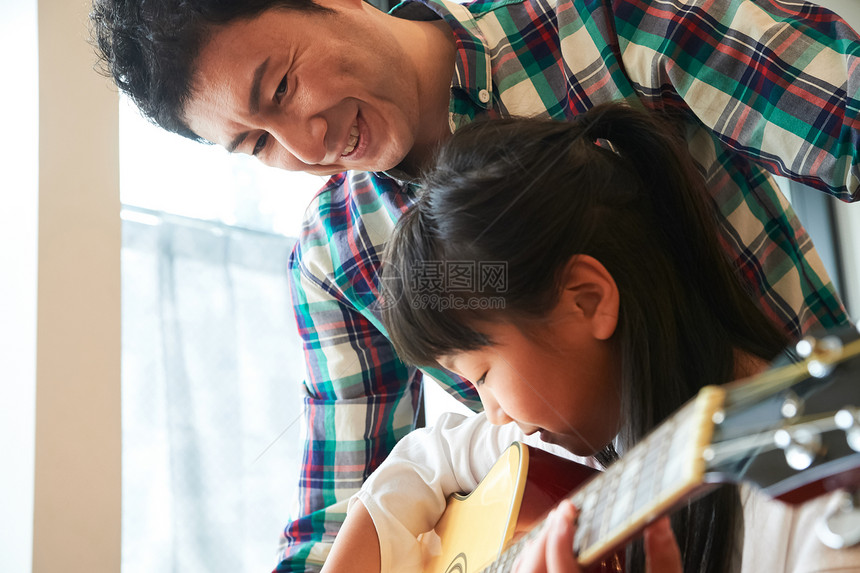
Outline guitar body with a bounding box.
[422,443,622,572]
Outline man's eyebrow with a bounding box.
[225,57,270,154]
[249,57,270,116]
[227,131,249,154]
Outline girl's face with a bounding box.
[438,299,623,457]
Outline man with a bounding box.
[91,0,860,570]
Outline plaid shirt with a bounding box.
[277,0,859,569]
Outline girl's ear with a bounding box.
[559,255,619,340]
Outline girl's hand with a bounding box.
[644,514,683,573]
[512,499,682,573]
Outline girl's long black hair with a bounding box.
[381,103,789,573]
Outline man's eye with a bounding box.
[252,133,269,156]
[275,74,288,100]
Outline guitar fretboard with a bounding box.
[484,386,726,572]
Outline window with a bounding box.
[120,99,323,572]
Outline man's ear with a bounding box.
[558,255,619,340]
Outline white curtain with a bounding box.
[121,208,305,572]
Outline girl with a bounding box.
[319,104,855,572]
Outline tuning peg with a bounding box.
[835,408,860,453]
[795,336,814,357]
[774,427,823,470]
[780,391,803,419]
[816,489,860,549]
[796,335,844,378]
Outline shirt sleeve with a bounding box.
[273,242,418,572]
[614,0,860,200]
[274,177,480,572]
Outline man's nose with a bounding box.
[270,114,329,166]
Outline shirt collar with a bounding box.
[390,0,493,114]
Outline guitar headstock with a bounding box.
[704,327,860,504]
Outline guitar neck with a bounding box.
[484,386,728,572]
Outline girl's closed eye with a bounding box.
[474,372,487,387]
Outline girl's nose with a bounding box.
[478,388,514,426]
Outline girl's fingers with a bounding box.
[513,523,549,573]
[515,504,683,573]
[644,516,683,573]
[545,500,579,572]
[514,499,582,573]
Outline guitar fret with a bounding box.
[609,421,674,544]
[576,427,673,559]
[662,416,692,493]
[629,418,675,524]
[651,418,676,500]
[492,516,551,572]
[571,487,590,553]
[608,453,642,531]
[570,489,586,512]
[573,482,599,552]
[586,480,608,549]
[624,450,645,513]
[572,400,708,563]
[632,446,659,514]
[577,481,602,551]
[597,468,620,540]
[490,540,520,572]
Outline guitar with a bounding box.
[422,330,860,572]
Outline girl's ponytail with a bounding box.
[573,104,787,573]
[576,104,788,362]
[575,104,719,285]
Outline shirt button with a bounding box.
[478,89,490,103]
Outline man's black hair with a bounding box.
[90,0,330,140]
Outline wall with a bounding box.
[0,0,38,572]
[32,0,122,568]
[0,0,123,571]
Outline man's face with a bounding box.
[184,0,426,175]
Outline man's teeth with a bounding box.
[342,125,359,156]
